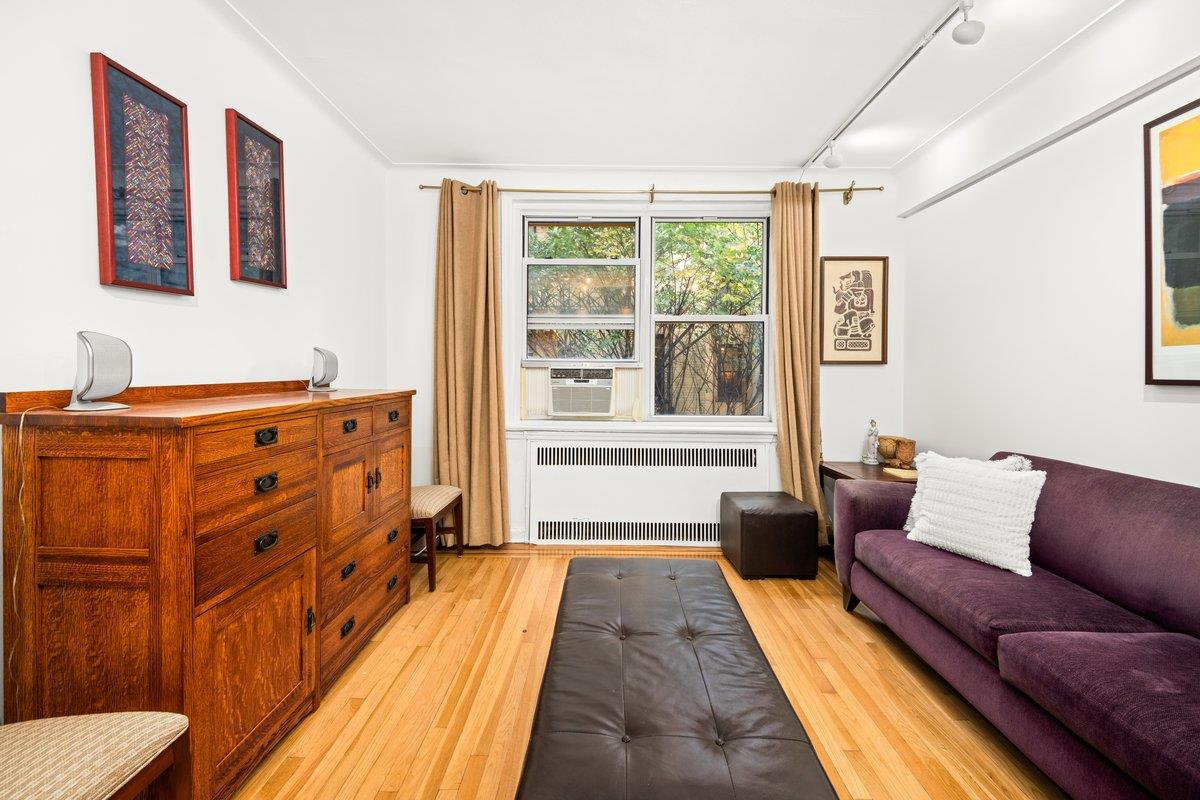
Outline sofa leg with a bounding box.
[842,586,860,613]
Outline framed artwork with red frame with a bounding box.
[226,110,287,287]
[90,53,194,295]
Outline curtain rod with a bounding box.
[416,182,883,205]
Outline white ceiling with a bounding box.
[219,0,1124,168]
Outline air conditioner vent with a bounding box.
[536,445,757,468]
[536,520,719,544]
[549,367,614,417]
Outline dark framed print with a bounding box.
[1145,97,1200,385]
[820,256,888,365]
[90,53,193,295]
[226,110,287,287]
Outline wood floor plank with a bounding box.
[235,551,1065,800]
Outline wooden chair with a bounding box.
[0,711,190,799]
[410,485,464,591]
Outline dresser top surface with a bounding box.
[0,381,415,429]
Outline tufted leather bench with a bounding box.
[517,557,836,800]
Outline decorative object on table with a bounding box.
[90,53,193,295]
[1145,97,1200,385]
[877,434,916,468]
[720,491,819,579]
[226,110,286,286]
[903,452,1044,577]
[861,419,880,465]
[820,256,888,364]
[309,347,338,391]
[65,331,133,412]
[882,467,918,481]
[904,452,1032,531]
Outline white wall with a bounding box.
[0,1,390,391]
[385,166,906,494]
[898,0,1200,485]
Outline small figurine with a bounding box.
[862,420,880,465]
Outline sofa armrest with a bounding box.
[834,480,917,588]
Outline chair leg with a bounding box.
[426,516,437,592]
[454,496,464,556]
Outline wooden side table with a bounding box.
[819,461,915,544]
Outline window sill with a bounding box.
[507,419,778,439]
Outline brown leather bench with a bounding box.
[517,557,836,800]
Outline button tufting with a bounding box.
[619,634,627,640]
[716,738,725,746]
[621,735,631,743]
[669,574,677,580]
[685,635,694,641]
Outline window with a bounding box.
[524,220,638,360]
[653,220,766,417]
[519,210,769,421]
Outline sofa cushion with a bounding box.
[855,530,1159,663]
[998,631,1200,800]
[1013,454,1200,639]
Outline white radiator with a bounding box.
[527,441,774,546]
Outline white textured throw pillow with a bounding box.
[904,452,1031,531]
[906,452,1046,576]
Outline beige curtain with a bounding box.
[772,182,826,538]
[434,179,509,546]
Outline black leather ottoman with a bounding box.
[517,558,836,800]
[721,492,818,579]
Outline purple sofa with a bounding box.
[834,454,1200,800]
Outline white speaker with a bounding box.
[310,347,338,392]
[64,331,133,412]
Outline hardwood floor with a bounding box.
[234,548,1065,800]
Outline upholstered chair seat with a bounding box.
[411,484,462,518]
[0,711,188,800]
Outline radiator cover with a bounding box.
[528,441,772,546]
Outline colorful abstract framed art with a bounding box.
[90,53,194,295]
[820,256,888,365]
[1145,97,1200,385]
[226,110,287,287]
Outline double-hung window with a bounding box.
[520,212,768,420]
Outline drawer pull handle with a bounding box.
[254,426,279,447]
[340,616,356,639]
[342,419,358,434]
[341,560,357,580]
[387,528,399,544]
[306,606,315,635]
[387,575,398,592]
[374,467,382,488]
[254,472,279,494]
[254,530,279,554]
[366,472,375,493]
[388,410,400,423]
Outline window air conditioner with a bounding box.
[549,368,614,417]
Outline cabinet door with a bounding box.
[322,441,374,553]
[192,551,316,800]
[372,430,410,520]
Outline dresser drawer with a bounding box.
[194,415,317,471]
[372,398,411,434]
[321,565,408,680]
[195,496,318,608]
[322,513,409,623]
[195,447,318,537]
[322,406,373,453]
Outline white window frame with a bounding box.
[648,216,770,421]
[503,194,774,429]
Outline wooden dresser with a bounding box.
[0,381,414,800]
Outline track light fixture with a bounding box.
[823,141,843,169]
[952,0,985,45]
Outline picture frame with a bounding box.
[820,256,888,365]
[90,53,194,295]
[226,109,287,287]
[1144,96,1200,385]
